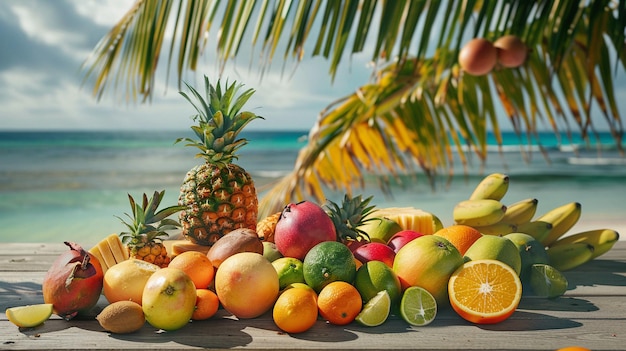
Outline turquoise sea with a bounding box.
[1,130,625,245]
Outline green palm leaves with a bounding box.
[82,1,626,217]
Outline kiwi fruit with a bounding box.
[96,300,145,334]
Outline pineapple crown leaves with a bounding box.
[175,76,263,167]
[117,190,186,245]
[324,194,377,242]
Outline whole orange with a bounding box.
[215,252,279,319]
[434,225,483,255]
[317,281,362,325]
[555,347,592,351]
[168,251,215,289]
[192,289,220,320]
[272,286,318,333]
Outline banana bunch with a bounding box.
[454,173,620,272]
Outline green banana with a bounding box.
[550,229,620,259]
[546,242,595,271]
[536,202,582,246]
[472,222,517,236]
[453,199,507,227]
[500,198,538,225]
[517,221,553,243]
[469,173,510,201]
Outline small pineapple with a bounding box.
[118,190,185,267]
[256,212,282,242]
[176,77,263,246]
[324,194,377,244]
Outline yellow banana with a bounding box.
[472,222,517,236]
[546,242,595,271]
[469,173,510,201]
[550,229,620,259]
[453,199,507,227]
[536,202,582,246]
[500,198,538,225]
[516,221,553,243]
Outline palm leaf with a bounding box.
[82,0,626,218]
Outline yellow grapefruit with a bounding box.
[215,252,279,319]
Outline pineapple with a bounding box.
[176,77,262,246]
[256,212,282,242]
[325,194,377,244]
[118,190,184,267]
[371,207,443,234]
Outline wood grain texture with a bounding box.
[1,242,625,350]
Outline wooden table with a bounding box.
[1,241,624,350]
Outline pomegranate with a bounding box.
[274,201,336,260]
[458,38,498,76]
[494,35,528,68]
[42,241,104,320]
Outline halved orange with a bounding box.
[448,259,522,324]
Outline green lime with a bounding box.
[354,260,402,306]
[528,263,568,298]
[303,241,356,293]
[399,286,437,326]
[272,257,305,290]
[355,290,391,327]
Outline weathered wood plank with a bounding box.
[0,242,625,350]
[1,305,624,350]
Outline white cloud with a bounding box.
[1,0,624,133]
[73,0,132,27]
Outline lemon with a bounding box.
[355,290,391,327]
[399,286,437,326]
[529,263,568,298]
[6,303,53,328]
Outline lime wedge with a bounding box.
[355,290,391,327]
[529,264,568,298]
[399,286,437,326]
[6,303,53,328]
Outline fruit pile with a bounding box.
[4,76,619,346]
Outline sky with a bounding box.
[1,0,625,132]
[0,0,375,132]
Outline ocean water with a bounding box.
[1,130,625,245]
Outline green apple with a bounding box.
[142,267,196,331]
[361,217,403,243]
[464,235,522,276]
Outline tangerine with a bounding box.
[192,289,220,321]
[272,286,318,333]
[168,251,215,289]
[448,259,522,324]
[317,281,362,325]
[434,225,483,255]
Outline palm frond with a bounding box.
[82,0,626,218]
